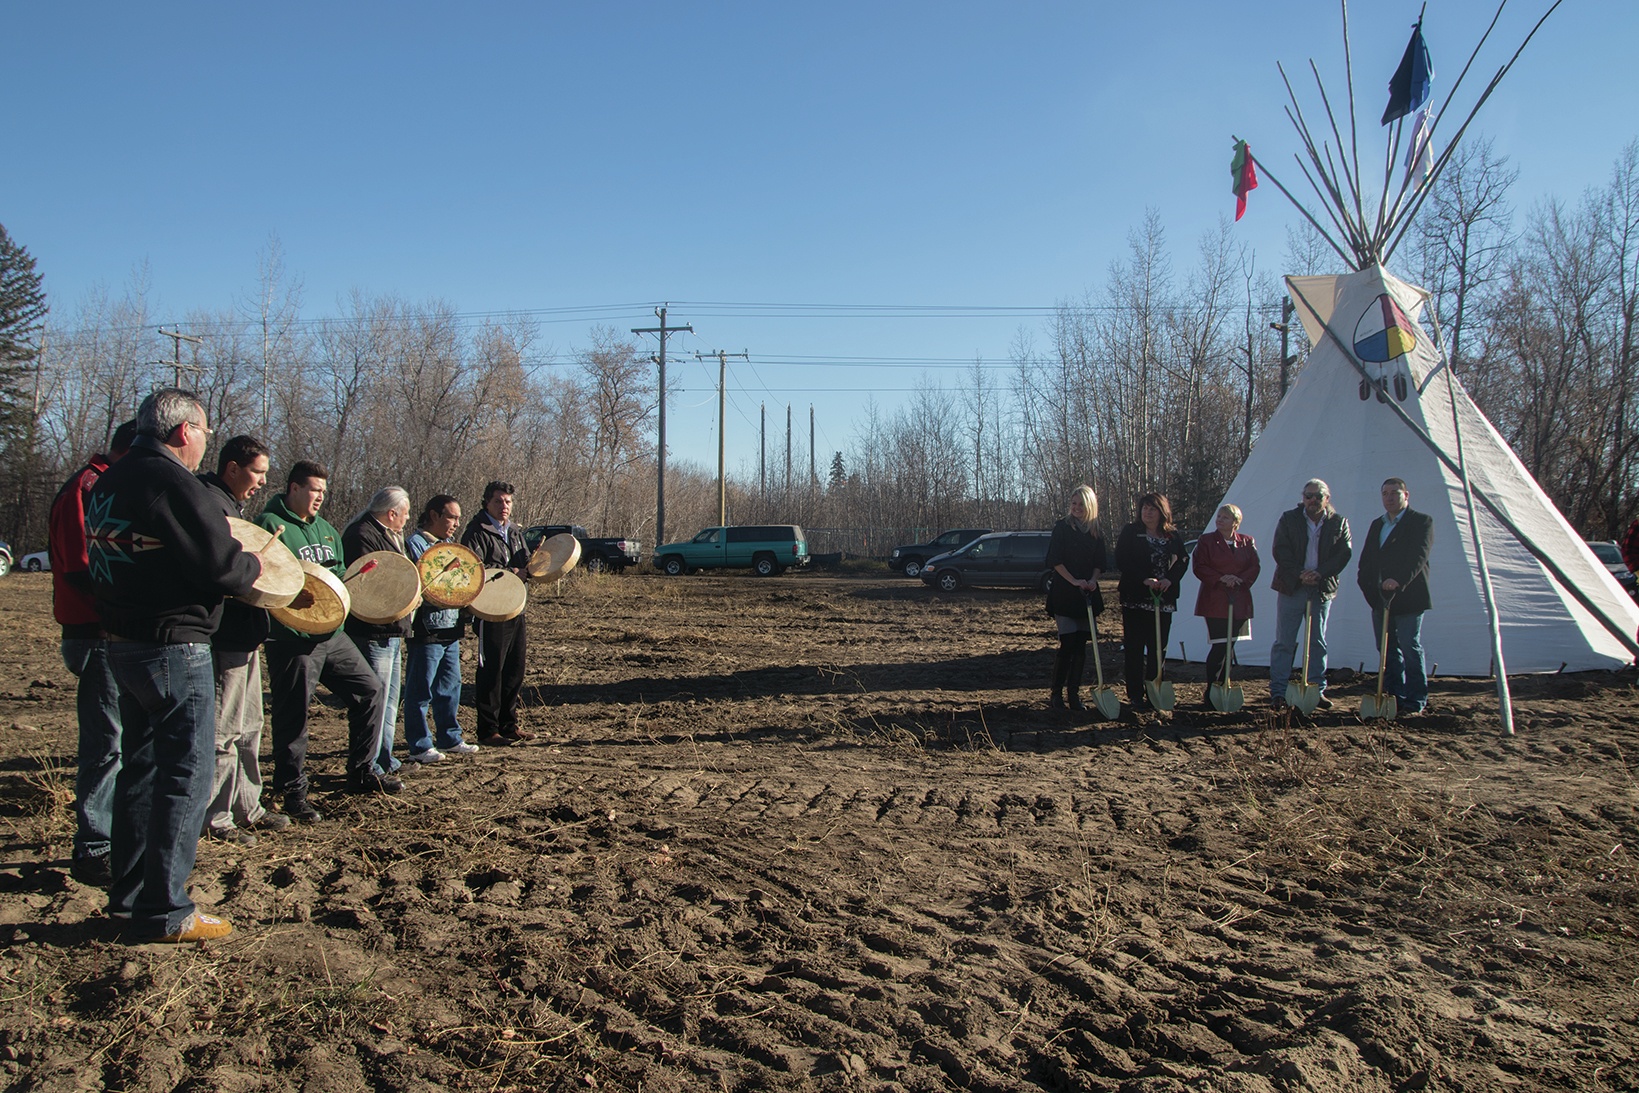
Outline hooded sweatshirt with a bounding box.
[257,492,346,641]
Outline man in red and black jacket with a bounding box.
[49,419,135,888]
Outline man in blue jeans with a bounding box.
[1268,478,1352,710]
[49,419,135,887]
[88,389,262,943]
[403,495,480,760]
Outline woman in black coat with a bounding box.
[1043,485,1107,710]
[1114,492,1190,710]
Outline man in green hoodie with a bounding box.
[257,461,389,821]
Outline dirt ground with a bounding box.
[1,567,1636,1092]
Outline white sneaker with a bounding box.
[407,748,446,764]
[444,742,480,755]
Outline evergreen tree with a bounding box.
[0,223,48,443]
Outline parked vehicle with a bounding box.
[20,551,50,573]
[0,539,11,577]
[1589,540,1637,598]
[653,524,808,576]
[522,524,642,573]
[919,531,1054,593]
[888,528,992,577]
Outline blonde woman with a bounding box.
[1043,485,1107,710]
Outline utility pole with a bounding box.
[1271,297,1297,399]
[695,348,749,527]
[632,306,693,547]
[808,404,816,486]
[157,327,204,389]
[759,404,766,502]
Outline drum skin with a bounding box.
[269,561,351,636]
[227,516,304,609]
[343,550,421,625]
[418,541,485,609]
[470,566,527,622]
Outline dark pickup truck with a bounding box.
[888,528,992,577]
[522,524,642,573]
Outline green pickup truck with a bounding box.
[652,524,808,576]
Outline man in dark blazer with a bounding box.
[1356,477,1435,714]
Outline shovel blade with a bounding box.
[1209,683,1244,713]
[1360,694,1398,720]
[1090,687,1122,721]
[1285,681,1321,715]
[1145,680,1176,712]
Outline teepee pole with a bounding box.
[1285,277,1639,662]
[1425,309,1514,733]
[1242,150,1356,269]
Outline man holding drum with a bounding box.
[404,495,479,760]
[461,481,533,747]
[342,487,415,777]
[197,435,290,846]
[88,388,261,942]
[258,461,390,812]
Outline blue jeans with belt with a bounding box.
[61,637,123,862]
[1270,586,1332,696]
[105,640,216,939]
[404,639,466,752]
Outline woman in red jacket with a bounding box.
[1192,504,1261,704]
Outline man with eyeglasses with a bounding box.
[87,388,262,942]
[1268,478,1352,710]
[461,481,534,746]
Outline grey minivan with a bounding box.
[918,531,1054,592]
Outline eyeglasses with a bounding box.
[186,421,214,439]
[1302,492,1322,501]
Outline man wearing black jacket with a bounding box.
[1356,478,1435,714]
[198,435,289,844]
[460,481,533,746]
[1268,478,1352,709]
[88,389,260,943]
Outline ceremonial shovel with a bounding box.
[1208,599,1244,713]
[1284,598,1322,715]
[1143,594,1176,711]
[1361,594,1399,720]
[1084,595,1121,720]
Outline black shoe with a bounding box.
[478,733,512,747]
[346,770,403,796]
[247,812,291,832]
[71,852,112,889]
[1047,692,1065,711]
[284,795,324,824]
[1314,694,1334,711]
[1067,693,1085,711]
[1270,695,1288,709]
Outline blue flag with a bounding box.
[1381,22,1433,125]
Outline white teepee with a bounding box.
[1174,263,1639,676]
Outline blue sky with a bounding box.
[9,1,1634,474]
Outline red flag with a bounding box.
[1231,140,1258,221]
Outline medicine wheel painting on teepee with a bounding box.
[1352,293,1418,401]
[1178,1,1639,732]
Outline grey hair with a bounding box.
[367,486,411,516]
[1304,478,1331,499]
[136,388,204,439]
